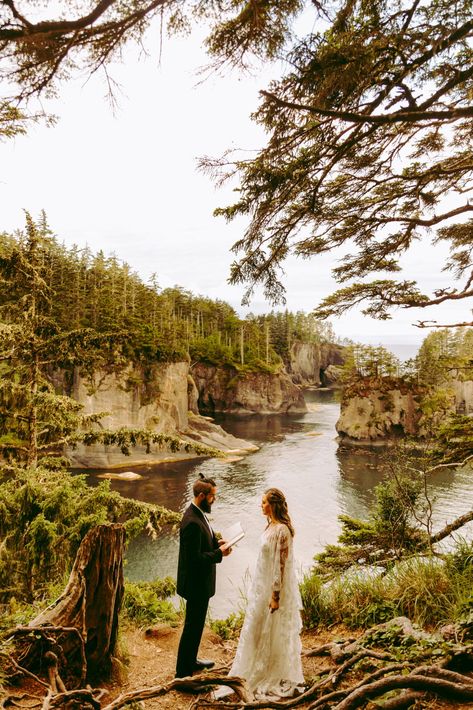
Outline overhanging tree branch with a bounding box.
[0,0,165,40]
[261,90,473,125]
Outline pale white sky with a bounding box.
[1,18,469,358]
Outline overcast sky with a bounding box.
[1,17,468,359]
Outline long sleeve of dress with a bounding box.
[271,525,290,594]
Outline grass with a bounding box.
[301,540,473,631]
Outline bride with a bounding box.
[229,488,304,700]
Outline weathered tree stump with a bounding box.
[10,523,125,683]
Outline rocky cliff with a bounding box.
[336,379,423,443]
[453,379,473,414]
[63,340,347,465]
[288,342,344,386]
[336,376,472,443]
[66,362,257,468]
[191,363,307,416]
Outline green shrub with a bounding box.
[0,467,180,604]
[122,579,180,626]
[302,544,473,631]
[209,611,245,640]
[189,335,235,366]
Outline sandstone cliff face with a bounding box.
[67,362,257,468]
[336,376,473,443]
[288,342,344,386]
[453,380,473,414]
[336,387,422,442]
[191,363,307,415]
[71,362,189,434]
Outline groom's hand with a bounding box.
[219,539,232,556]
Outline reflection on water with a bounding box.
[336,446,387,519]
[81,388,473,616]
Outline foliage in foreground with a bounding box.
[210,1,473,331]
[209,610,245,640]
[0,466,181,604]
[122,578,180,627]
[315,465,431,578]
[209,541,473,638]
[301,542,473,631]
[302,451,473,632]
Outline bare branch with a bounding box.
[430,509,473,544]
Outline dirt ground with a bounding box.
[102,623,473,710]
[4,622,473,708]
[105,623,343,709]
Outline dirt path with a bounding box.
[103,623,473,710]
[102,624,345,709]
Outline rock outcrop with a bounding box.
[453,379,473,414]
[191,363,307,416]
[336,377,425,443]
[337,390,420,442]
[65,363,257,468]
[288,341,344,386]
[336,376,473,443]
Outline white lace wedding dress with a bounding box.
[229,522,304,700]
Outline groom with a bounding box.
[175,473,231,678]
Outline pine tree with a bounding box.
[0,213,102,468]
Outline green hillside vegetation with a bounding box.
[338,330,473,461]
[339,330,473,387]
[0,214,336,379]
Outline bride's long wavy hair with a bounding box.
[264,488,295,537]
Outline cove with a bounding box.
[83,389,473,617]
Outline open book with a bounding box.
[220,521,245,551]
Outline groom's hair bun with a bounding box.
[193,473,216,497]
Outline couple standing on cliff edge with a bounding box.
[175,473,304,700]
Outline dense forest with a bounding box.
[0,213,338,374]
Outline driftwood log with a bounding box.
[8,523,125,683]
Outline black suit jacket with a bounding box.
[177,503,223,600]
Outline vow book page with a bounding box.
[220,521,245,550]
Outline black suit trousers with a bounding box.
[175,595,209,678]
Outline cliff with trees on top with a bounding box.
[0,215,343,468]
[336,330,473,445]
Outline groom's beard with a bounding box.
[199,499,212,513]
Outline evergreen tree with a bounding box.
[0,213,99,467]
[206,1,473,328]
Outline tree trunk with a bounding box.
[24,524,125,681]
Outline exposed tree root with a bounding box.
[100,673,251,709]
[333,669,473,710]
[0,692,43,708]
[3,537,473,710]
[304,616,434,662]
